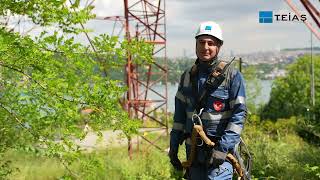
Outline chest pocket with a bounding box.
[206,86,229,112]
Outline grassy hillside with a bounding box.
[5,116,320,180]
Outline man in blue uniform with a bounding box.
[169,21,247,179]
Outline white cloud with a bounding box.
[162,0,320,57]
[91,0,123,17]
[15,0,318,58]
[74,0,319,57]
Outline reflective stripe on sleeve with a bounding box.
[226,122,242,134]
[183,71,190,87]
[172,122,184,131]
[230,96,246,108]
[175,91,186,103]
[175,91,193,106]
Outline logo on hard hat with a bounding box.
[195,21,223,43]
[205,26,212,30]
[213,100,224,112]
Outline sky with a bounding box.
[83,0,320,57]
[83,0,319,58]
[5,0,318,58]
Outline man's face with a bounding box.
[196,35,221,62]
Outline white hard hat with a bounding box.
[195,21,223,44]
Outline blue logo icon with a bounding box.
[259,11,273,23]
[205,26,212,30]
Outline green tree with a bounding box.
[262,55,320,119]
[0,0,152,178]
[261,55,320,141]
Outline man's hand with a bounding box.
[169,149,183,171]
[209,149,227,168]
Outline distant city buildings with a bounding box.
[233,48,320,79]
[235,49,319,65]
[265,68,287,79]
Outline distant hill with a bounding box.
[281,47,320,51]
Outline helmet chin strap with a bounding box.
[208,56,218,66]
[198,56,218,67]
[208,46,220,65]
[193,56,220,76]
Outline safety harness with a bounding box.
[181,58,252,180]
[191,58,234,113]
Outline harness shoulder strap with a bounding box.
[192,58,236,113]
[190,64,198,107]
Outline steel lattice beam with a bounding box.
[123,0,168,157]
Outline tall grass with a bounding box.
[244,116,320,179]
[5,150,65,180]
[5,134,178,180]
[5,116,320,179]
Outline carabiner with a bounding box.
[191,108,204,126]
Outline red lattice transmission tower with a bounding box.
[124,0,168,155]
[103,0,168,156]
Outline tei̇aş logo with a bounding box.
[259,11,307,23]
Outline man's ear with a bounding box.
[195,42,199,57]
[216,45,221,55]
[218,41,223,48]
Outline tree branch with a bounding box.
[0,101,39,138]
[0,61,86,104]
